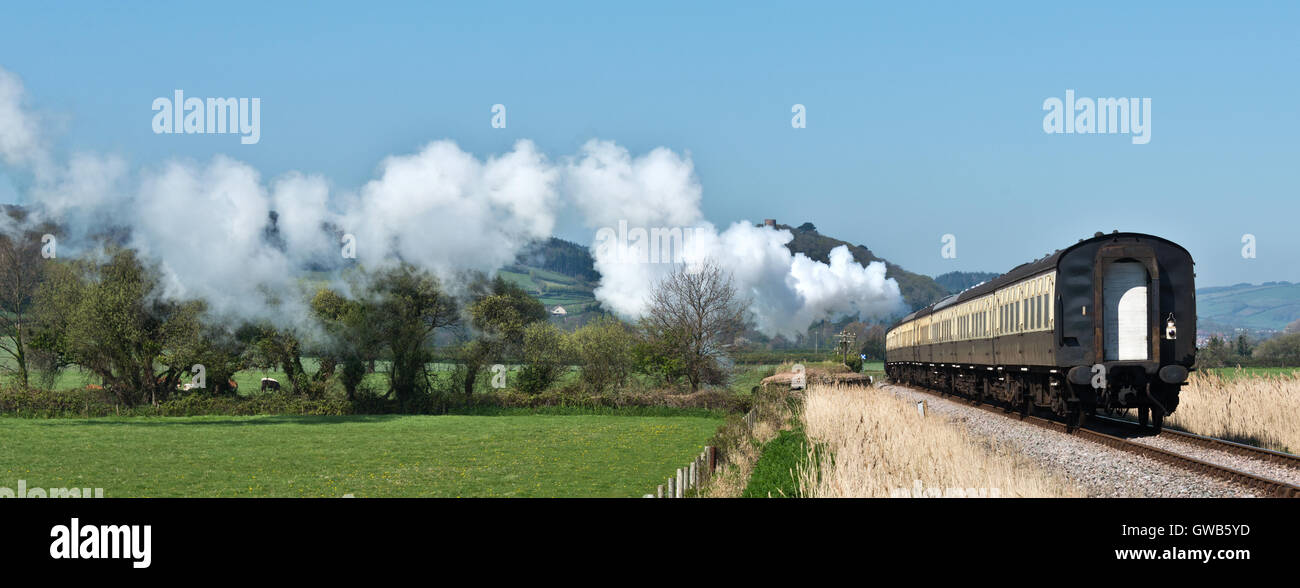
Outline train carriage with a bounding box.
[885,232,1196,431]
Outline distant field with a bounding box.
[0,413,722,497]
[1201,366,1300,380]
[498,266,598,315]
[729,364,777,396]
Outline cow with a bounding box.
[260,377,280,393]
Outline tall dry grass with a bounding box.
[797,384,1080,498]
[1166,370,1300,454]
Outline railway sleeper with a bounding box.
[888,362,1117,431]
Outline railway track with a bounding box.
[893,382,1300,498]
[1089,413,1300,470]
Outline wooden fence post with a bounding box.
[653,447,727,498]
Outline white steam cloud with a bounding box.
[565,140,903,337]
[0,67,903,336]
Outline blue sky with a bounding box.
[1,1,1296,286]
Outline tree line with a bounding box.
[1198,330,1300,368]
[0,226,748,411]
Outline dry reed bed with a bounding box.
[1166,370,1300,454]
[797,384,1081,498]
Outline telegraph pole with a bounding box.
[835,329,857,366]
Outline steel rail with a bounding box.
[1089,413,1300,470]
[893,382,1300,498]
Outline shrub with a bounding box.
[518,322,568,395]
[570,316,634,393]
[0,387,354,418]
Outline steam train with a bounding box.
[885,232,1196,431]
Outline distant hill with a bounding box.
[499,238,603,326]
[1196,281,1300,334]
[505,226,951,324]
[513,237,599,282]
[934,271,1000,295]
[779,222,948,312]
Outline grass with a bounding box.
[728,364,777,397]
[1165,369,1300,454]
[740,428,810,498]
[796,384,1080,498]
[0,412,722,497]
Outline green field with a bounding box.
[1201,366,1300,380]
[0,413,722,497]
[497,265,598,316]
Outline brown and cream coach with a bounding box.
[885,232,1196,431]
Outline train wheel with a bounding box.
[1151,405,1165,433]
[1066,406,1086,432]
[1138,406,1150,428]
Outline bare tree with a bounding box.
[0,229,47,388]
[643,260,747,391]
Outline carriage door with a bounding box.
[1103,262,1149,361]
